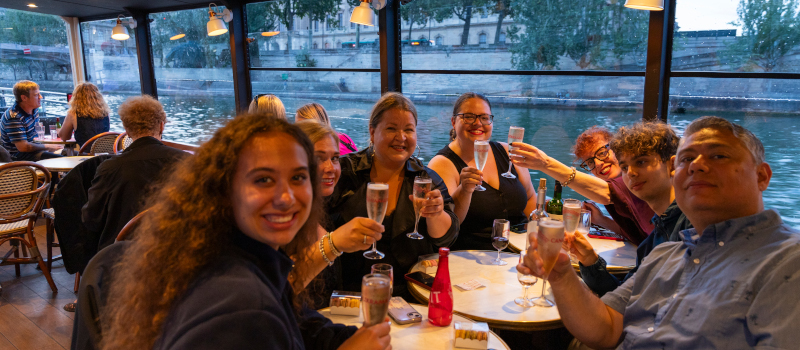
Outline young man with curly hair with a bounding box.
[570,122,692,297]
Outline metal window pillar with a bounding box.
[379,0,402,93]
[125,8,158,98]
[641,0,675,122]
[224,0,252,113]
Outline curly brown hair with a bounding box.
[118,95,167,138]
[68,82,111,119]
[572,126,613,162]
[609,122,680,163]
[100,114,322,350]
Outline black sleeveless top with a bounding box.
[75,114,110,147]
[436,141,528,251]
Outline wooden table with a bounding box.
[34,138,79,156]
[320,303,510,350]
[36,156,94,172]
[508,231,637,274]
[409,251,563,331]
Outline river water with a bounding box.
[95,94,800,228]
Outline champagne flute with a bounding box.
[473,140,490,191]
[364,183,388,260]
[531,219,564,307]
[562,198,582,264]
[502,126,524,179]
[361,273,391,326]
[515,250,538,307]
[407,176,431,240]
[371,263,394,293]
[491,219,509,266]
[576,209,591,241]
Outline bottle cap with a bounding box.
[438,247,450,256]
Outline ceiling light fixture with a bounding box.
[624,0,664,11]
[112,15,136,41]
[262,31,280,37]
[170,33,185,40]
[27,4,37,8]
[350,0,384,27]
[207,3,232,36]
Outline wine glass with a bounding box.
[531,218,564,307]
[362,273,391,326]
[35,123,44,140]
[491,219,509,266]
[502,126,524,179]
[407,176,431,240]
[364,182,388,260]
[562,198,581,264]
[473,140,490,191]
[371,263,394,293]
[515,250,537,307]
[576,209,591,241]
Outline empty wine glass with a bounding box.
[35,123,44,140]
[502,126,524,179]
[515,250,537,307]
[371,263,394,293]
[407,176,431,240]
[491,219,509,266]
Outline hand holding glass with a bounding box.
[364,183,388,260]
[562,199,582,264]
[532,219,564,307]
[491,219,509,266]
[473,140,490,191]
[502,126,524,179]
[407,176,431,240]
[361,273,391,327]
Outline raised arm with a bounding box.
[500,142,537,216]
[427,155,482,223]
[510,142,612,205]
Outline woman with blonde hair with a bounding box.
[249,93,287,119]
[296,102,358,155]
[58,82,111,146]
[99,115,390,350]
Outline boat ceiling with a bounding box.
[2,0,239,21]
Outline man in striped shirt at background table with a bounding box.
[0,80,62,161]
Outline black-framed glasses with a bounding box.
[454,113,494,125]
[579,144,610,171]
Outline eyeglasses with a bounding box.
[579,144,610,171]
[454,113,494,125]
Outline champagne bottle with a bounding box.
[428,247,453,326]
[527,178,550,248]
[547,180,563,215]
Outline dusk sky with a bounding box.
[674,0,741,32]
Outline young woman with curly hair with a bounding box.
[99,115,390,350]
[58,82,111,146]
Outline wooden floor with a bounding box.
[0,218,76,350]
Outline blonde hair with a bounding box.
[68,82,111,119]
[295,103,330,125]
[248,94,286,119]
[13,80,38,103]
[118,95,167,138]
[296,119,339,148]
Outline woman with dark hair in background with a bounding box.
[58,82,110,146]
[325,92,459,301]
[427,92,536,251]
[296,103,358,155]
[99,115,390,350]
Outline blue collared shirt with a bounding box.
[0,103,39,158]
[601,209,800,349]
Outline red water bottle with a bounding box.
[428,247,453,326]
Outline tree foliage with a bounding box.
[0,9,71,80]
[725,0,800,71]
[401,0,451,41]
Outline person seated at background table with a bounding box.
[249,93,286,119]
[511,126,654,245]
[0,80,62,161]
[99,116,390,350]
[518,116,800,349]
[293,120,383,308]
[82,95,188,252]
[296,103,358,155]
[427,92,536,251]
[58,82,110,147]
[570,122,691,297]
[325,92,459,301]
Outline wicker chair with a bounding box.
[112,132,133,154]
[0,162,58,293]
[79,132,121,155]
[42,207,60,271]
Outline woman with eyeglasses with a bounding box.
[427,92,536,251]
[509,126,654,245]
[325,92,459,301]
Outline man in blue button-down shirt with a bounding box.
[519,116,800,349]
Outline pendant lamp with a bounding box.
[350,0,375,27]
[112,15,136,41]
[207,3,232,36]
[624,0,664,11]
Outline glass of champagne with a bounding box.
[515,250,538,307]
[491,219,509,266]
[531,219,564,307]
[502,126,524,179]
[361,273,391,326]
[562,198,582,264]
[473,140,490,191]
[576,209,591,240]
[407,176,431,240]
[371,263,394,293]
[364,182,388,260]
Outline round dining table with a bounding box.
[319,303,511,350]
[34,138,79,156]
[36,156,95,172]
[408,250,563,331]
[508,230,637,274]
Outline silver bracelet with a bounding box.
[327,232,342,257]
[319,235,333,266]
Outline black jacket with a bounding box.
[155,232,356,350]
[324,147,459,300]
[81,137,187,250]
